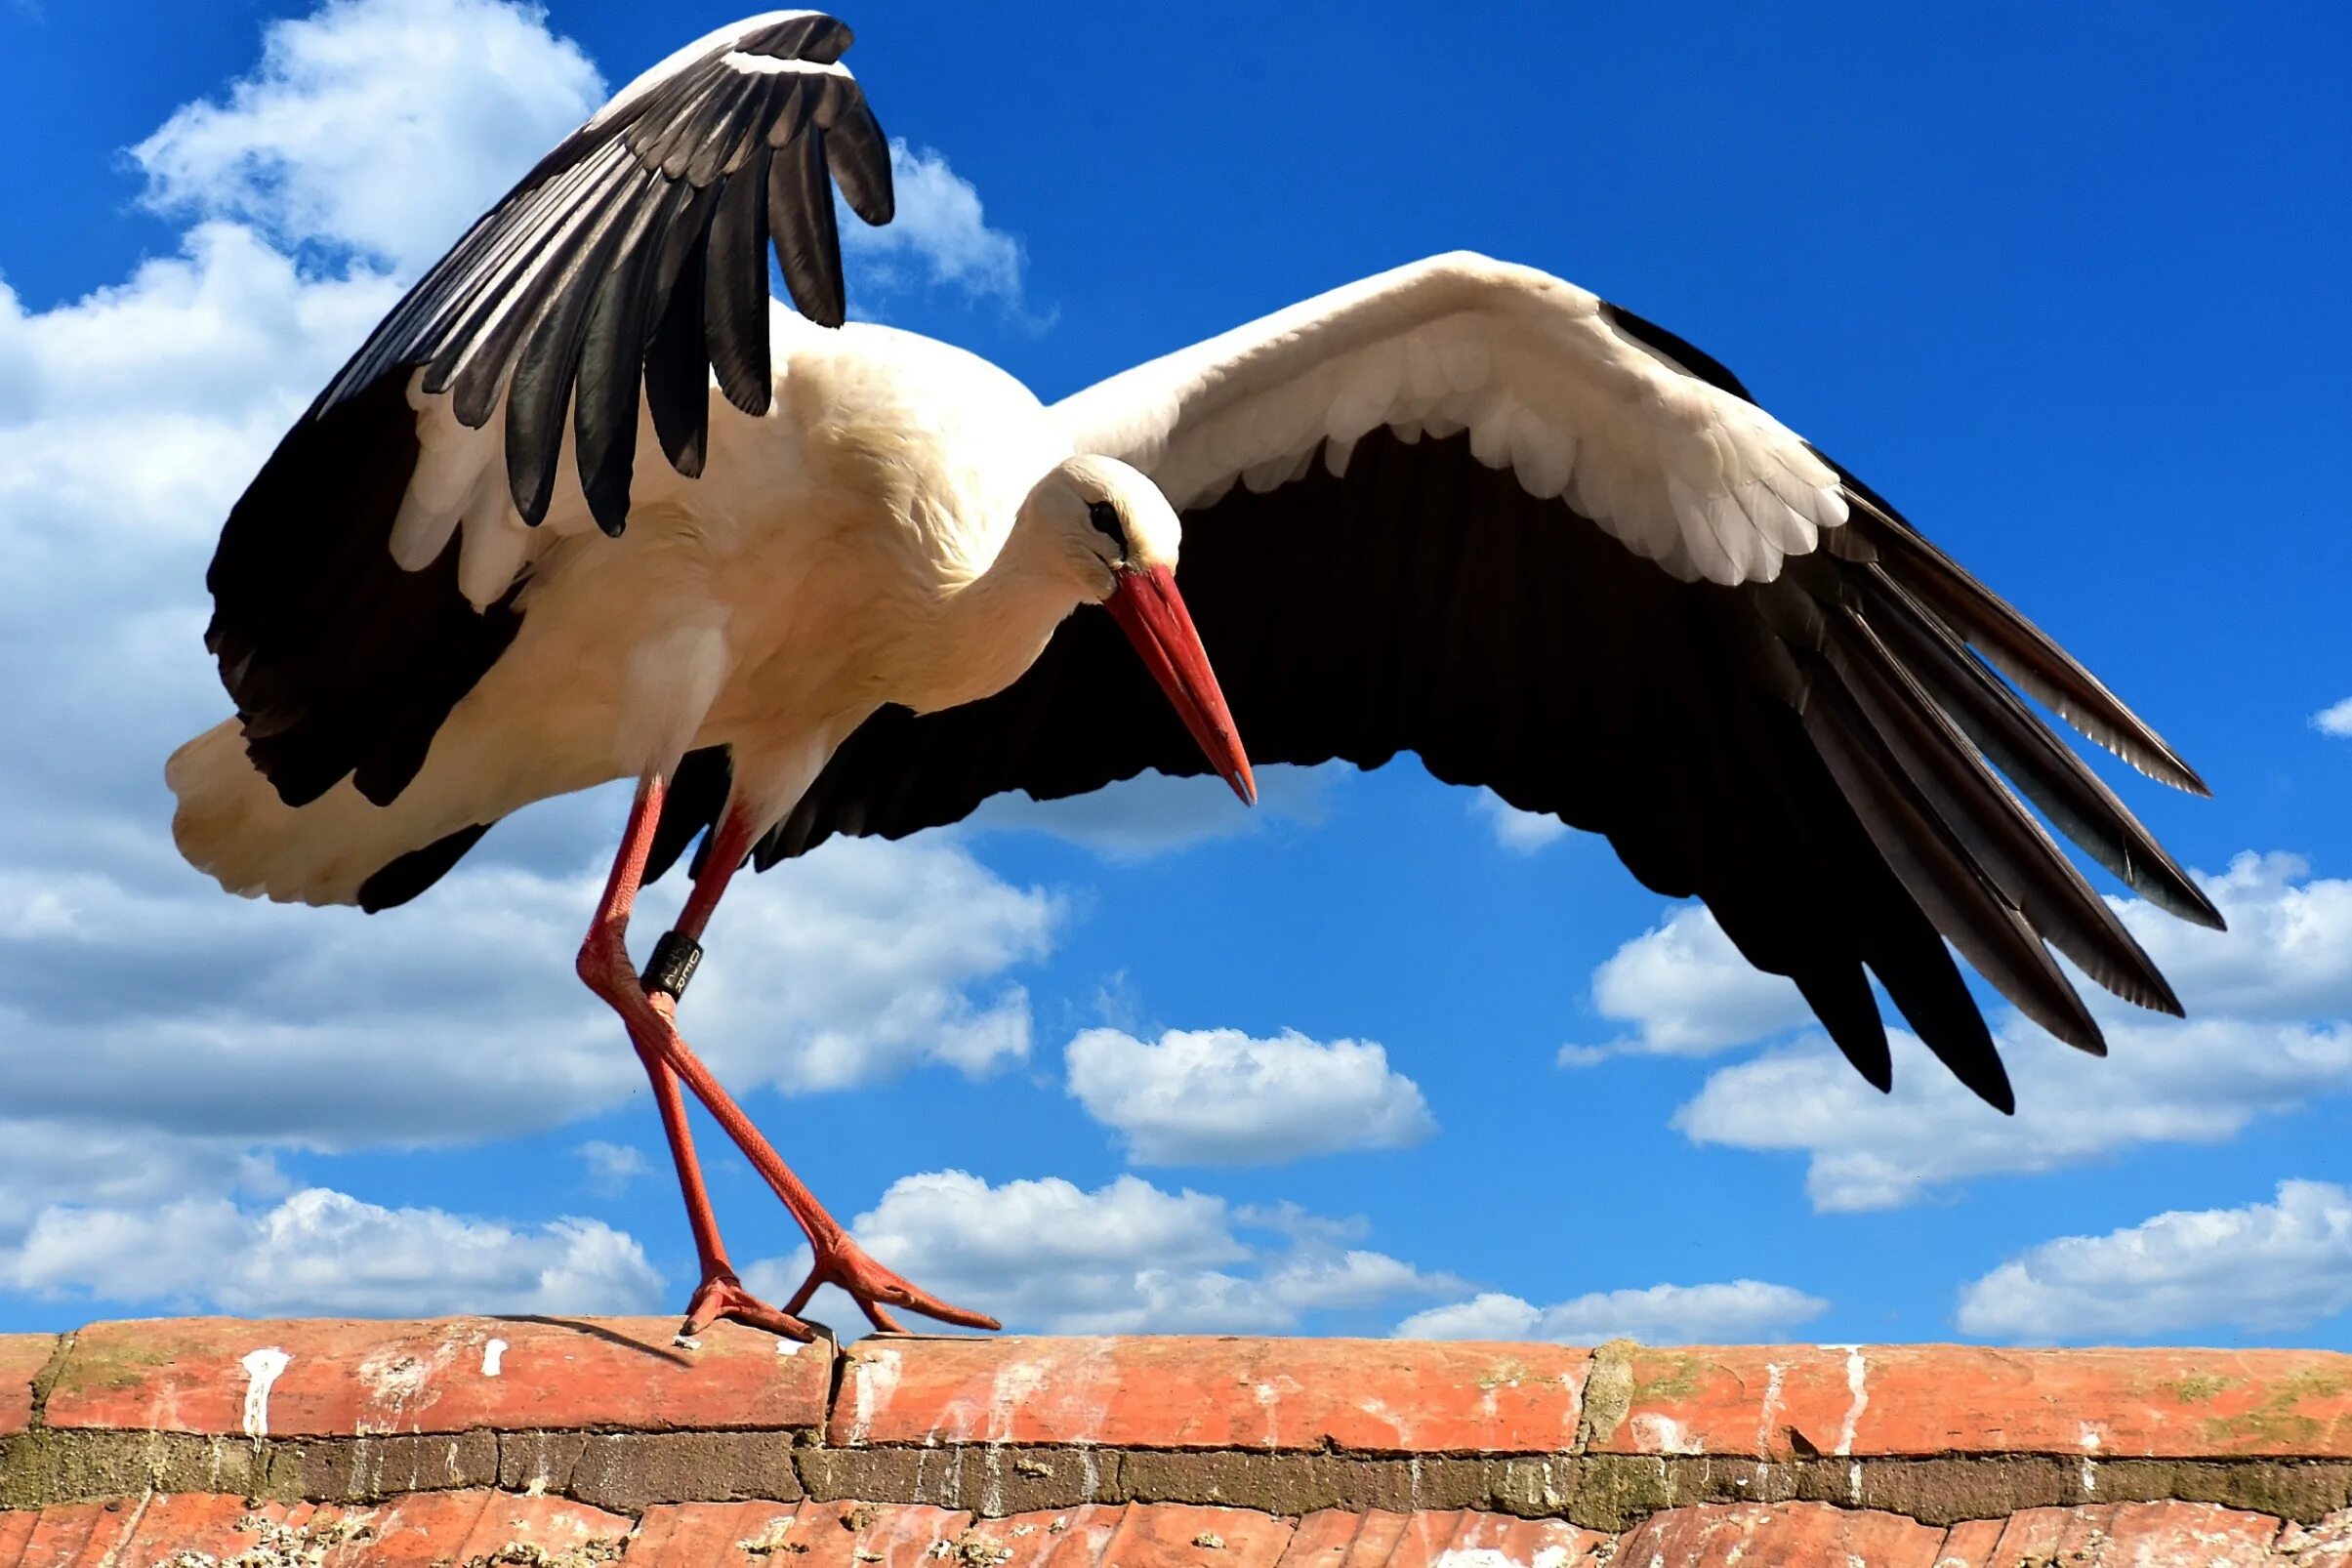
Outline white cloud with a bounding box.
[688,835,1058,1093]
[1561,903,1813,1062]
[1397,1280,1829,1345]
[573,1139,649,1197]
[133,0,604,272]
[0,1120,285,1236]
[1672,854,2352,1211]
[1959,1180,2352,1341]
[2312,698,2352,738]
[0,833,1060,1150]
[2115,853,2352,1021]
[1065,1026,1435,1165]
[3,1187,662,1318]
[744,1170,1455,1334]
[842,141,1025,305]
[968,764,1336,860]
[1471,791,1570,853]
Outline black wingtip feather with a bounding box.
[826,102,894,227]
[769,129,846,328]
[1795,966,1892,1093]
[358,822,494,912]
[704,143,775,414]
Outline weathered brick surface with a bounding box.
[830,1337,1590,1454]
[0,1496,2349,1566]
[1585,1344,2352,1461]
[1096,1501,1298,1568]
[41,1316,827,1438]
[446,1490,636,1559]
[954,1504,1135,1568]
[12,1497,130,1565]
[1613,1502,1948,1568]
[9,1321,2352,1562]
[0,1339,54,1441]
[632,1500,808,1565]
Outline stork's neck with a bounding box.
[889,503,1090,716]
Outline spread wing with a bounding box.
[204,10,890,809]
[650,254,2220,1110]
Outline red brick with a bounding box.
[11,1498,140,1568]
[1929,1516,2006,1567]
[2102,1501,2279,1563]
[114,1492,253,1562]
[1327,1511,1411,1568]
[1861,1347,2352,1460]
[793,1501,975,1568]
[1614,1503,1946,1568]
[449,1491,635,1559]
[0,1506,40,1565]
[0,1336,55,1439]
[1097,1504,1297,1568]
[1372,1508,1610,1568]
[1272,1509,1366,1568]
[831,1339,1589,1454]
[1988,1504,2117,1565]
[336,1492,494,1567]
[1587,1344,2352,1460]
[2275,1508,2352,1568]
[1432,1511,1611,1566]
[964,1503,1135,1568]
[632,1500,806,1566]
[42,1316,828,1438]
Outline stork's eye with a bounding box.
[1087,499,1130,559]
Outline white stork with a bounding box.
[169,10,2220,1339]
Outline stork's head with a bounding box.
[1022,455,1256,805]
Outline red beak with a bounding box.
[1102,565,1257,805]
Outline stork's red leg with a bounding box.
[578,775,1000,1338]
[577,775,809,1340]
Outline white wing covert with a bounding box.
[1054,253,1851,587]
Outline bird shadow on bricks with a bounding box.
[499,1317,696,1369]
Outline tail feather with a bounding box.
[169,719,505,908]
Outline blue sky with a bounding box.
[1,0,2347,1346]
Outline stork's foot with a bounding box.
[679,1272,817,1343]
[785,1231,1002,1335]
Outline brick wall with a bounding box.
[2,1318,2348,1564]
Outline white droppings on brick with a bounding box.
[2078,1420,2104,1496]
[480,1339,507,1378]
[1831,1346,1870,1457]
[1847,1458,1863,1504]
[238,1347,289,1439]
[1429,1550,1525,1568]
[1532,1547,1570,1568]
[776,1337,802,1356]
[1630,1413,1703,1455]
[1254,1381,1281,1451]
[850,1345,903,1445]
[988,1360,1047,1441]
[355,1342,455,1436]
[978,1359,1048,1515]
[1357,1394,1414,1447]
[1756,1362,1786,1460]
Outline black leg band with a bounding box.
[644,929,704,1001]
